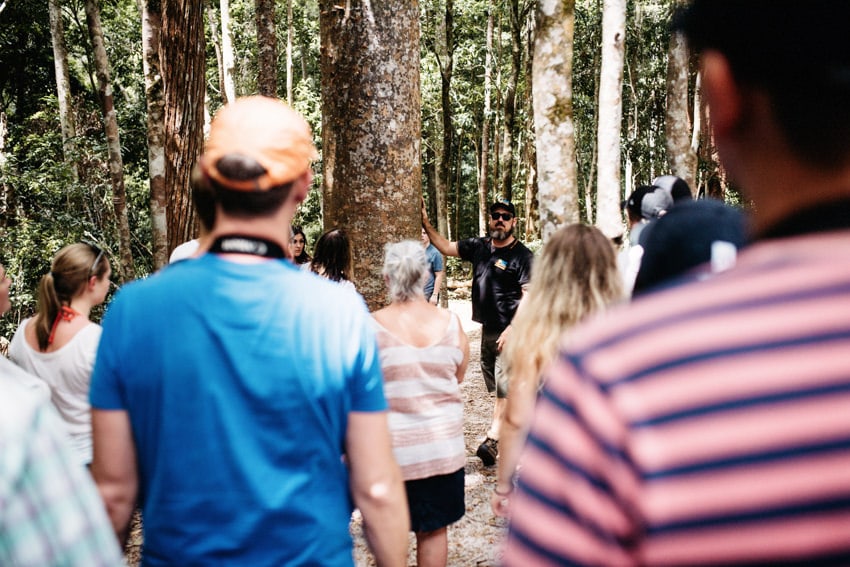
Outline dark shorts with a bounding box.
[405,467,465,533]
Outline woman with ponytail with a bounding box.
[10,243,112,466]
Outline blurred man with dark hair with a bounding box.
[504,2,850,564]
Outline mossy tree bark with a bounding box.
[533,0,579,241]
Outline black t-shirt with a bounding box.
[458,236,533,332]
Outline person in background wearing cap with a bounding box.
[90,96,408,566]
[632,198,748,297]
[503,1,850,564]
[422,198,533,467]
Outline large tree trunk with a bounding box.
[85,0,134,282]
[499,0,522,202]
[220,0,236,103]
[533,0,579,241]
[141,0,168,268]
[595,0,626,239]
[477,0,493,236]
[665,25,696,194]
[320,0,421,310]
[48,0,78,180]
[256,0,277,97]
[162,0,206,253]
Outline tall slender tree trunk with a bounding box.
[85,0,134,281]
[499,0,522,202]
[286,0,294,103]
[595,0,626,239]
[141,0,168,268]
[665,25,696,194]
[48,0,78,180]
[206,1,226,102]
[436,0,454,240]
[256,0,277,97]
[523,9,538,241]
[533,0,579,241]
[162,0,206,253]
[320,0,421,310]
[0,111,11,228]
[220,0,236,103]
[478,0,494,236]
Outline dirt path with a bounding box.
[352,300,506,566]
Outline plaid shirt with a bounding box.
[0,377,123,567]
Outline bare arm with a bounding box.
[456,322,470,384]
[91,409,138,545]
[497,285,529,351]
[421,197,459,257]
[491,364,539,517]
[430,269,444,304]
[347,411,409,566]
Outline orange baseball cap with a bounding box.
[198,96,318,191]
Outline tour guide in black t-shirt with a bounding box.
[422,198,533,466]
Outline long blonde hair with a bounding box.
[503,224,622,388]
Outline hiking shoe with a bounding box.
[476,438,498,466]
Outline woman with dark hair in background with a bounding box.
[309,228,355,292]
[290,226,311,266]
[10,242,112,466]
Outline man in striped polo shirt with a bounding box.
[503,1,850,565]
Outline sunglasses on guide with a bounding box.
[490,212,514,221]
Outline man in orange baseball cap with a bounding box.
[90,96,408,565]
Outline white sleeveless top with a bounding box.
[374,313,465,481]
[9,318,102,465]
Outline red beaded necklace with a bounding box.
[48,305,79,345]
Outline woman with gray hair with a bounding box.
[372,240,470,567]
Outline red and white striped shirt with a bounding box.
[375,313,466,481]
[504,230,850,566]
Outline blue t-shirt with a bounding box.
[423,244,444,299]
[90,254,386,566]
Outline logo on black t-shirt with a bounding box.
[494,258,508,271]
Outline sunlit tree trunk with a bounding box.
[320,0,421,310]
[256,0,277,97]
[499,0,522,202]
[477,0,494,236]
[595,0,626,239]
[665,24,696,194]
[141,0,168,268]
[523,9,538,241]
[162,0,206,253]
[48,0,78,180]
[85,0,134,281]
[220,0,236,103]
[533,0,579,241]
[206,1,226,102]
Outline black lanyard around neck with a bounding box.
[209,235,288,259]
